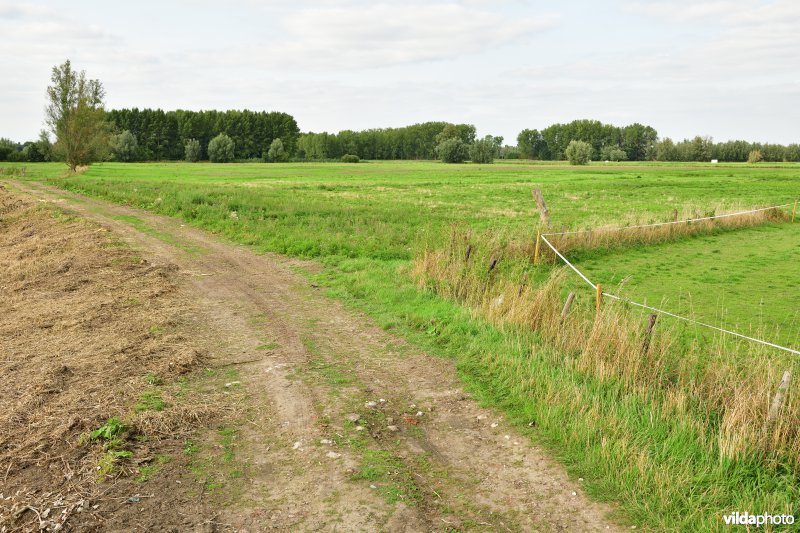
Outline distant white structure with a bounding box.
[711,159,719,164]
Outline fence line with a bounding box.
[541,202,794,237]
[539,203,800,356]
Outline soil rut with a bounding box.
[8,180,621,532]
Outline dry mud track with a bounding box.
[9,180,621,532]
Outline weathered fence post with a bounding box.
[464,244,472,262]
[560,292,576,324]
[792,199,797,223]
[533,229,541,264]
[518,271,528,297]
[595,284,602,315]
[641,313,658,355]
[766,371,792,426]
[532,188,550,227]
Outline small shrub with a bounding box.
[110,130,139,162]
[185,138,201,162]
[342,154,360,163]
[747,149,763,164]
[436,138,468,164]
[600,146,628,162]
[469,136,499,164]
[565,140,592,165]
[264,138,288,162]
[208,133,235,163]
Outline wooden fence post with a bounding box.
[766,371,792,426]
[641,314,658,355]
[464,245,472,262]
[518,271,528,297]
[792,200,797,223]
[595,284,602,315]
[533,229,541,264]
[532,188,550,228]
[560,292,576,324]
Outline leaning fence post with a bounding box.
[464,245,472,262]
[532,188,550,227]
[595,284,602,315]
[518,271,528,297]
[766,371,792,426]
[560,292,576,324]
[482,257,498,295]
[533,229,541,264]
[641,313,658,355]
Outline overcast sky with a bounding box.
[1,0,798,144]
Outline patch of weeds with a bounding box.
[98,450,132,481]
[89,417,127,443]
[135,389,167,413]
[135,464,159,483]
[148,324,164,335]
[301,335,321,356]
[125,297,143,306]
[352,449,422,505]
[218,426,238,463]
[135,454,173,481]
[87,418,132,480]
[144,371,161,385]
[248,312,267,326]
[256,341,279,350]
[183,440,200,456]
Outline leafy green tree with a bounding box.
[689,136,713,162]
[208,133,235,163]
[0,138,20,161]
[469,135,501,164]
[655,138,678,161]
[45,60,110,171]
[341,154,359,163]
[265,138,287,162]
[436,138,468,163]
[600,145,628,161]
[185,139,201,162]
[110,130,139,162]
[435,123,477,145]
[565,140,592,165]
[622,123,657,161]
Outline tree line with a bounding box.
[517,119,800,163]
[107,108,300,161]
[297,122,478,161]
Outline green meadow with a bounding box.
[8,159,800,531]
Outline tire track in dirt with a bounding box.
[9,179,622,532]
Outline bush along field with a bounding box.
[15,159,800,530]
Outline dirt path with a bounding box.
[8,179,621,532]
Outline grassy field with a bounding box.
[7,159,800,530]
[579,222,800,348]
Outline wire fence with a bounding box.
[540,201,800,356]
